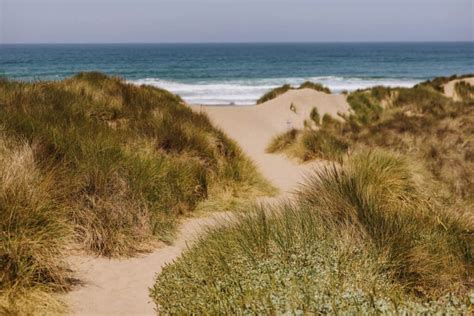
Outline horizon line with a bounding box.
[1,40,473,45]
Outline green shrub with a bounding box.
[266,128,299,154]
[417,74,474,92]
[152,150,473,314]
[298,130,348,161]
[0,73,273,257]
[301,150,472,291]
[346,90,383,125]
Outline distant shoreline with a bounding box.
[2,42,472,104]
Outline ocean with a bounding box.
[1,42,473,105]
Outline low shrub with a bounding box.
[266,128,299,154]
[309,107,320,125]
[152,150,473,314]
[417,74,474,92]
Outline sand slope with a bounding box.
[443,77,474,100]
[64,89,349,315]
[199,89,349,192]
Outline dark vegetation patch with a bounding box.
[256,81,331,104]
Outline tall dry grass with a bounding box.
[0,135,70,314]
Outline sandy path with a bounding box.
[65,89,348,315]
[65,213,232,315]
[199,89,349,192]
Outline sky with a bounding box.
[1,0,473,44]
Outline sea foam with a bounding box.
[131,77,419,105]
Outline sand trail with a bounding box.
[65,89,349,315]
[199,89,349,192]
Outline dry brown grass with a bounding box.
[0,134,70,314]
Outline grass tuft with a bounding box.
[256,84,292,104]
[0,134,70,314]
[298,81,331,94]
[256,82,331,104]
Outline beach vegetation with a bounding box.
[256,84,292,104]
[256,82,331,104]
[309,107,321,125]
[417,73,474,92]
[266,78,474,203]
[455,81,474,101]
[298,81,331,94]
[152,150,473,314]
[0,73,274,313]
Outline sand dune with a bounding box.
[443,77,474,100]
[198,89,349,192]
[65,89,349,315]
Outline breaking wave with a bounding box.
[131,76,420,105]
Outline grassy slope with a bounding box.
[152,151,473,314]
[0,73,273,314]
[152,77,474,313]
[268,79,474,204]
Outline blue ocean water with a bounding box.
[1,42,473,104]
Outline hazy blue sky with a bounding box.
[1,0,472,43]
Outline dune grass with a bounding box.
[152,150,473,314]
[151,76,473,313]
[256,84,292,104]
[299,81,331,94]
[256,82,331,104]
[267,78,474,203]
[455,81,474,101]
[418,73,474,92]
[0,135,70,315]
[0,73,274,313]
